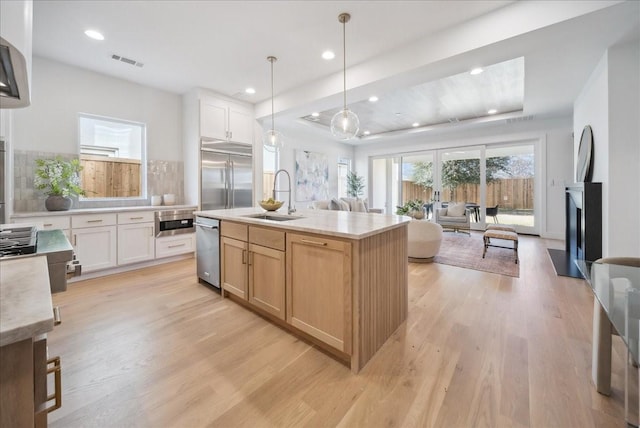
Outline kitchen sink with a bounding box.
[243,213,304,222]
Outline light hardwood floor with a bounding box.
[48,235,627,427]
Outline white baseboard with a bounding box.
[540,231,564,241]
[69,253,194,283]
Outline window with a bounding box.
[337,158,351,197]
[78,114,146,199]
[263,146,279,199]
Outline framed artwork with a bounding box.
[295,150,328,201]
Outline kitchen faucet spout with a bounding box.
[272,169,296,214]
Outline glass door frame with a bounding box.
[369,138,542,235]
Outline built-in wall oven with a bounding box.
[155,209,195,237]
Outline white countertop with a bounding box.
[195,207,410,239]
[12,205,197,218]
[0,256,54,347]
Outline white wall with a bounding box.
[276,123,355,205]
[573,39,640,257]
[354,116,573,238]
[12,56,183,161]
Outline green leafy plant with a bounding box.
[396,199,425,216]
[347,171,365,198]
[34,157,85,198]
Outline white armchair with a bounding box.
[435,202,471,234]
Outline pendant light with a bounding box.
[330,13,360,140]
[263,56,284,151]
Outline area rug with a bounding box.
[433,232,520,277]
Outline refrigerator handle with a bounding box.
[230,160,235,208]
[225,160,230,209]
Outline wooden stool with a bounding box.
[483,229,519,264]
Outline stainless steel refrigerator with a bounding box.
[200,141,253,210]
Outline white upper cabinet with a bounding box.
[227,104,253,145]
[200,98,253,145]
[200,99,228,142]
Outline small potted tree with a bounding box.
[347,171,365,199]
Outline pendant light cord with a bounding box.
[342,18,347,110]
[270,58,275,133]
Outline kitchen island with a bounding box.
[195,207,410,373]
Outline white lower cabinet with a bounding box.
[73,225,117,272]
[117,222,155,265]
[156,234,195,258]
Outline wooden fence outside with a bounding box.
[402,178,533,210]
[80,155,141,198]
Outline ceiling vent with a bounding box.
[506,115,534,124]
[111,54,144,68]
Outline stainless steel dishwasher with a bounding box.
[195,216,220,290]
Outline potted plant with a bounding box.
[396,199,425,219]
[34,157,85,211]
[347,171,365,198]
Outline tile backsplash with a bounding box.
[13,150,185,212]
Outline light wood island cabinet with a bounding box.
[287,232,351,353]
[248,227,286,320]
[207,208,409,373]
[221,222,286,319]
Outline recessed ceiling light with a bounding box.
[322,50,335,60]
[470,67,483,75]
[84,29,104,41]
[488,109,498,114]
[245,87,256,94]
[311,112,320,117]
[368,96,378,102]
[412,122,420,127]
[395,112,402,116]
[363,130,370,135]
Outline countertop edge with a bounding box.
[11,205,198,218]
[195,209,410,240]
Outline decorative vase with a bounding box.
[45,195,72,211]
[412,210,425,220]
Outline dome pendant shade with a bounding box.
[330,109,359,141]
[263,55,284,151]
[331,12,359,140]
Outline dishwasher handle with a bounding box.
[195,223,219,230]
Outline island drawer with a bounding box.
[221,221,248,241]
[249,226,285,251]
[71,213,117,228]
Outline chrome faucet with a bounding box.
[272,169,296,214]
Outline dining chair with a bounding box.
[486,204,499,223]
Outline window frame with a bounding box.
[77,112,148,201]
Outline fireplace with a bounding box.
[548,182,602,278]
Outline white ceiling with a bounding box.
[32,0,640,143]
[301,57,525,137]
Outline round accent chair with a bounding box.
[407,220,443,263]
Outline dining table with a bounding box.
[576,260,640,426]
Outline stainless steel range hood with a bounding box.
[0,36,30,109]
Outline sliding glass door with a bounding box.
[484,144,535,231]
[369,141,538,234]
[438,148,482,227]
[401,153,435,218]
